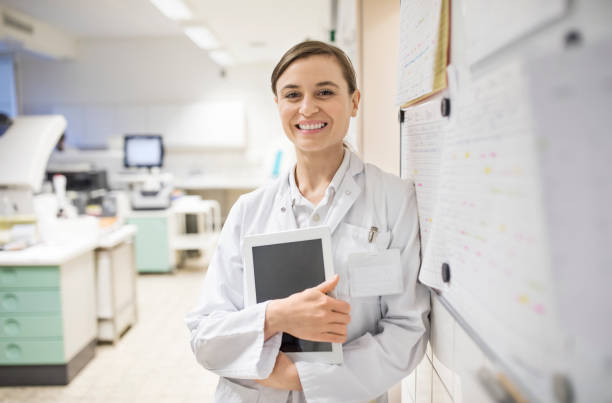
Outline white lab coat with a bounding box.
[185,151,430,403]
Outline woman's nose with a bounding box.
[298,95,319,116]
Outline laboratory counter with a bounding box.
[0,225,138,385]
[0,237,97,266]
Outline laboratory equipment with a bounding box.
[46,169,108,193]
[123,134,172,210]
[0,114,100,386]
[129,172,172,210]
[0,115,66,249]
[52,174,74,218]
[45,169,116,217]
[123,134,163,168]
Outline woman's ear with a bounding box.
[350,90,361,117]
[274,96,278,105]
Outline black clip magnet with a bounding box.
[441,262,451,283]
[441,98,451,117]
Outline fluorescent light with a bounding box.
[184,26,220,50]
[150,0,193,21]
[209,50,234,66]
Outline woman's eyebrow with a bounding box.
[280,84,300,92]
[316,81,339,88]
[280,81,339,92]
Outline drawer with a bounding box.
[0,266,60,288]
[0,315,63,338]
[0,340,64,364]
[0,291,61,314]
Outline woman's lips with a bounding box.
[295,122,328,134]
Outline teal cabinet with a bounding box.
[0,266,64,365]
[0,267,60,288]
[0,315,63,338]
[0,252,97,385]
[0,290,61,313]
[0,340,64,365]
[127,216,173,273]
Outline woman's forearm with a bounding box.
[256,352,303,391]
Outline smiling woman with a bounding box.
[274,54,359,162]
[186,40,430,403]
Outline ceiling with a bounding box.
[0,0,331,64]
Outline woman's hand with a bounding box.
[264,274,351,343]
[256,352,302,391]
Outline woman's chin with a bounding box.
[294,142,343,155]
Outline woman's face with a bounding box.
[275,55,360,155]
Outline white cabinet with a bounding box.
[95,225,138,343]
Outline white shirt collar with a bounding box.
[289,149,351,208]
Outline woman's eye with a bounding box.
[284,92,300,99]
[318,89,335,96]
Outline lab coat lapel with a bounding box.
[326,153,363,235]
[272,174,298,231]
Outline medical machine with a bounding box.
[45,169,117,216]
[123,134,172,210]
[46,169,108,192]
[0,115,66,249]
[124,134,164,169]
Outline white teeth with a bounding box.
[299,123,325,130]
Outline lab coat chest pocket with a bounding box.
[334,223,402,298]
[348,248,403,297]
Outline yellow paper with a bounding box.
[397,0,450,107]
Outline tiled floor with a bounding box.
[0,266,218,403]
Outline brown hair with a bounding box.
[271,40,357,96]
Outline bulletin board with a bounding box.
[397,0,612,401]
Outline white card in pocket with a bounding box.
[348,248,403,297]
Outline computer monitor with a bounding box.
[123,135,164,168]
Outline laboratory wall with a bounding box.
[16,36,290,173]
[360,0,401,176]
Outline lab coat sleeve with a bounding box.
[185,196,282,379]
[295,180,430,403]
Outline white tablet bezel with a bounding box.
[242,226,343,364]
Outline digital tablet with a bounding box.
[242,226,343,364]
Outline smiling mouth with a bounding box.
[295,122,328,131]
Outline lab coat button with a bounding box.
[281,207,286,213]
[345,190,351,195]
[312,213,320,222]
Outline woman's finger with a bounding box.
[325,323,348,336]
[327,298,351,314]
[323,332,348,343]
[328,311,351,325]
[313,274,339,294]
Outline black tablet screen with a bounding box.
[252,239,332,352]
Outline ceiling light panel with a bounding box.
[184,26,220,50]
[150,0,193,21]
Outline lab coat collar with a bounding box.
[274,173,298,231]
[275,150,363,234]
[325,151,363,234]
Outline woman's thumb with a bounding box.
[314,274,339,294]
